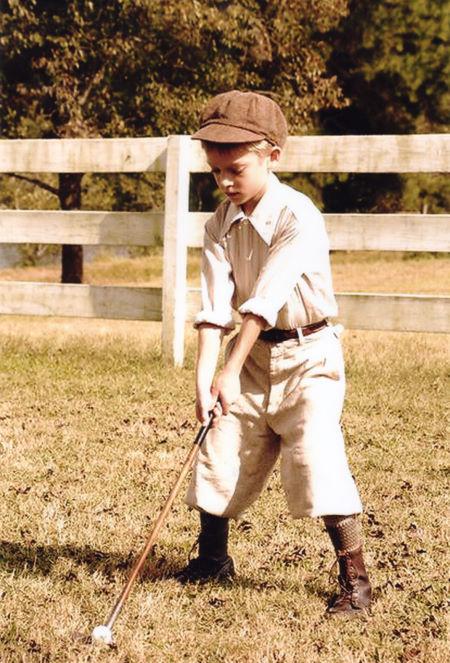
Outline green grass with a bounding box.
[0,318,448,662]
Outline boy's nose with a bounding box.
[221,177,234,189]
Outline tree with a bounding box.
[1,0,352,136]
[318,0,449,214]
[1,0,159,281]
[321,0,449,135]
[1,0,352,277]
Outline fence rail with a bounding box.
[1,134,449,364]
[2,210,449,252]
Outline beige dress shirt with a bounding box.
[194,173,338,332]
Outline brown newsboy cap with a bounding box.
[192,90,288,147]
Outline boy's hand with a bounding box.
[208,314,263,423]
[196,366,241,429]
[211,367,241,418]
[196,386,222,428]
[195,314,263,428]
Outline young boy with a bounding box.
[176,90,372,616]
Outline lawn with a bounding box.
[0,250,449,295]
[0,315,448,662]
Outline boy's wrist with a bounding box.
[196,382,211,399]
[223,358,243,377]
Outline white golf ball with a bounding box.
[92,625,113,645]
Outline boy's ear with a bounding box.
[268,147,281,168]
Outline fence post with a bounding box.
[162,135,191,365]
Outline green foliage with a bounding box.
[1,1,447,233]
[17,243,60,267]
[0,0,352,263]
[321,0,449,134]
[0,173,59,210]
[1,0,350,140]
[400,173,450,213]
[0,173,61,267]
[81,173,165,212]
[318,0,450,213]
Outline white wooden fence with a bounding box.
[0,134,449,365]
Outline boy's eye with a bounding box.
[209,166,245,176]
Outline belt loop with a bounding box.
[295,327,304,345]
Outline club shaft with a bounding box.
[104,418,212,631]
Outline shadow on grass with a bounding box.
[0,539,133,577]
[0,539,335,605]
[0,540,200,584]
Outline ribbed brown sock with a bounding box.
[323,515,362,553]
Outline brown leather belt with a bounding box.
[258,319,328,343]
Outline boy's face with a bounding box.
[205,144,280,216]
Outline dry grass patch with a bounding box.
[0,320,448,662]
[0,251,448,294]
[330,252,450,294]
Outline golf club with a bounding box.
[91,412,214,646]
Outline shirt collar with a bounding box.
[222,173,284,245]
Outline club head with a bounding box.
[91,624,115,647]
[71,629,116,649]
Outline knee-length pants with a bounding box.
[186,325,362,519]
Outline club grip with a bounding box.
[193,410,214,447]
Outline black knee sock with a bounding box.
[198,512,229,562]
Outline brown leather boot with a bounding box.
[327,546,372,616]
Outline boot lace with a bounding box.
[328,553,354,606]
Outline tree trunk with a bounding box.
[59,173,84,283]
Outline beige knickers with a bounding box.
[186,325,362,519]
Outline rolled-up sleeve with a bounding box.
[194,225,236,331]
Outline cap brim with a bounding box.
[191,123,266,143]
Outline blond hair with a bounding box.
[201,139,278,156]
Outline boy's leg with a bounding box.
[275,329,362,517]
[271,329,370,613]
[175,512,234,583]
[199,511,230,561]
[186,340,279,519]
[323,514,372,615]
